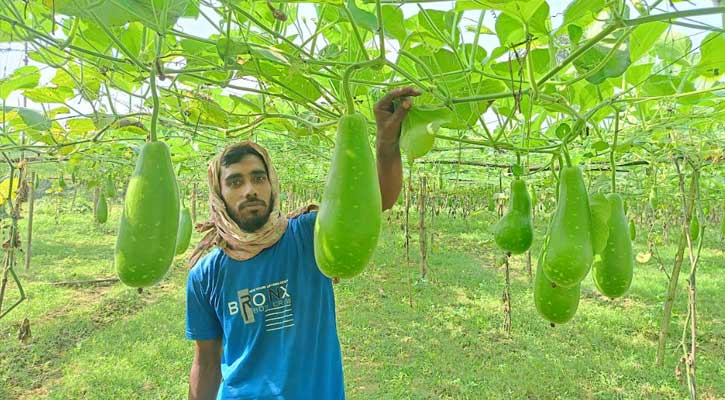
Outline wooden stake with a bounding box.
[25,172,35,271]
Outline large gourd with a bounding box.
[95,194,108,224]
[493,179,533,254]
[543,166,594,287]
[534,238,580,325]
[589,192,611,255]
[689,212,699,241]
[115,142,179,287]
[593,194,634,298]
[314,113,382,279]
[175,207,193,255]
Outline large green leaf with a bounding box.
[695,33,725,79]
[23,87,75,103]
[0,66,41,101]
[381,5,406,43]
[629,22,667,63]
[653,31,692,64]
[444,79,505,129]
[496,12,526,47]
[411,9,461,47]
[573,44,631,85]
[45,0,191,32]
[217,38,289,67]
[477,0,546,22]
[346,0,378,32]
[6,107,53,131]
[562,0,606,28]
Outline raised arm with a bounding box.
[373,87,421,211]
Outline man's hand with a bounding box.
[373,87,422,146]
[374,87,421,211]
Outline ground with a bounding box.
[0,195,723,399]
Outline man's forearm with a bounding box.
[376,138,403,211]
[189,362,221,400]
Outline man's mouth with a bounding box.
[240,201,265,210]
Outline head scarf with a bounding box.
[188,141,318,268]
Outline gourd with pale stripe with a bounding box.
[115,142,180,287]
[314,113,382,279]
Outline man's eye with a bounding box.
[231,180,242,187]
[254,176,266,183]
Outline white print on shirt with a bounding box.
[227,279,294,332]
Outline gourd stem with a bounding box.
[611,109,620,193]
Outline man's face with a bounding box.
[220,154,274,232]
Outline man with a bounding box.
[186,87,421,400]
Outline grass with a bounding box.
[0,194,723,399]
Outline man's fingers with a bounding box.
[375,87,421,111]
[390,97,412,126]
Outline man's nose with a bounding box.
[242,181,258,199]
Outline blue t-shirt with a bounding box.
[185,212,345,400]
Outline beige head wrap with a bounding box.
[188,141,317,268]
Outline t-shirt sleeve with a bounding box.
[295,211,317,240]
[185,265,223,340]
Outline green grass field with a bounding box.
[1,195,723,399]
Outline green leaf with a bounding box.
[592,140,609,151]
[568,24,583,45]
[119,22,145,59]
[641,75,676,97]
[478,0,546,22]
[444,79,504,129]
[415,9,461,46]
[624,63,652,86]
[16,107,52,131]
[629,22,667,63]
[45,0,191,32]
[653,31,692,63]
[563,0,606,28]
[695,33,725,79]
[0,66,41,100]
[527,2,551,36]
[496,12,526,47]
[381,5,406,43]
[67,118,97,137]
[555,123,571,139]
[573,44,631,85]
[217,38,289,67]
[23,87,75,103]
[400,106,452,163]
[346,0,378,32]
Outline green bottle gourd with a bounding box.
[314,113,382,279]
[543,166,594,287]
[648,187,657,210]
[544,166,594,287]
[115,142,180,287]
[629,220,636,241]
[534,234,581,325]
[689,213,699,241]
[593,194,634,298]
[589,192,611,256]
[95,194,108,224]
[493,179,533,254]
[105,175,116,198]
[400,106,451,162]
[175,207,193,255]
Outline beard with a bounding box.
[230,194,275,233]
